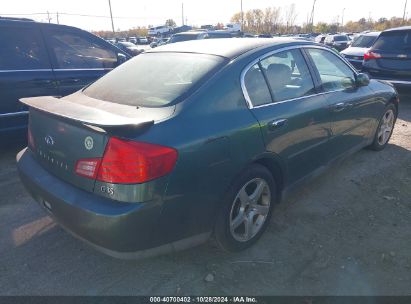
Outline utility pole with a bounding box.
[56,12,59,24]
[46,11,51,23]
[182,3,184,26]
[341,8,345,29]
[241,0,244,30]
[309,0,317,31]
[403,0,408,22]
[108,0,115,34]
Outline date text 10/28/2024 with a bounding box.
[149,297,258,303]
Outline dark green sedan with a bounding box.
[17,38,399,258]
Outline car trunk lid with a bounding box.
[21,92,175,193]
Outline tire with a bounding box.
[369,103,397,151]
[214,164,277,252]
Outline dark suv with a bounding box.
[0,18,130,137]
[363,26,411,90]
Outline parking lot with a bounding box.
[0,100,410,296]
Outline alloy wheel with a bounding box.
[378,109,395,146]
[229,178,271,242]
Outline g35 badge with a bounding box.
[101,186,114,196]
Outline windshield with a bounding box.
[351,35,378,48]
[169,34,199,43]
[373,31,411,51]
[334,35,348,41]
[84,53,225,107]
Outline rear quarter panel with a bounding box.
[133,58,267,245]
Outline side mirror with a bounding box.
[356,73,370,87]
[117,53,127,65]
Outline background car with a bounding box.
[128,36,137,44]
[17,38,398,258]
[148,25,172,36]
[168,31,208,44]
[149,37,170,48]
[341,31,380,70]
[0,17,130,138]
[136,36,149,45]
[206,31,234,39]
[315,34,326,44]
[324,34,350,51]
[115,41,144,56]
[362,26,411,91]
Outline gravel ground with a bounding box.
[0,100,410,296]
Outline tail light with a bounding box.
[75,159,101,179]
[28,127,35,151]
[364,51,382,61]
[75,137,178,184]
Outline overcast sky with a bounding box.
[1,0,409,31]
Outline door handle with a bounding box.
[268,119,288,131]
[331,102,346,112]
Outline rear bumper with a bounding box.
[16,148,209,259]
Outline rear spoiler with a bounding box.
[20,96,155,136]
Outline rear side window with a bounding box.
[47,30,117,69]
[260,49,315,102]
[84,52,225,107]
[243,64,272,107]
[373,31,411,51]
[0,26,50,70]
[307,48,356,91]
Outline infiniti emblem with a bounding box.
[44,135,55,146]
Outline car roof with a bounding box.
[0,18,92,33]
[383,26,411,32]
[147,38,314,59]
[362,31,381,36]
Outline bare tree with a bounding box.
[284,4,298,33]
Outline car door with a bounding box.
[0,21,58,135]
[243,48,332,185]
[304,47,375,157]
[41,25,124,97]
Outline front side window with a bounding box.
[47,30,117,69]
[260,49,315,102]
[307,48,356,92]
[0,26,50,70]
[243,64,272,107]
[84,52,225,107]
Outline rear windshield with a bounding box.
[351,35,378,48]
[84,52,225,107]
[373,30,411,51]
[334,35,348,41]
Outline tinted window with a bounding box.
[84,53,225,107]
[373,31,411,51]
[260,49,315,102]
[244,64,272,107]
[169,34,202,43]
[307,48,356,91]
[47,30,117,69]
[351,35,378,48]
[334,35,348,41]
[0,26,50,70]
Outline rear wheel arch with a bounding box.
[252,153,286,202]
